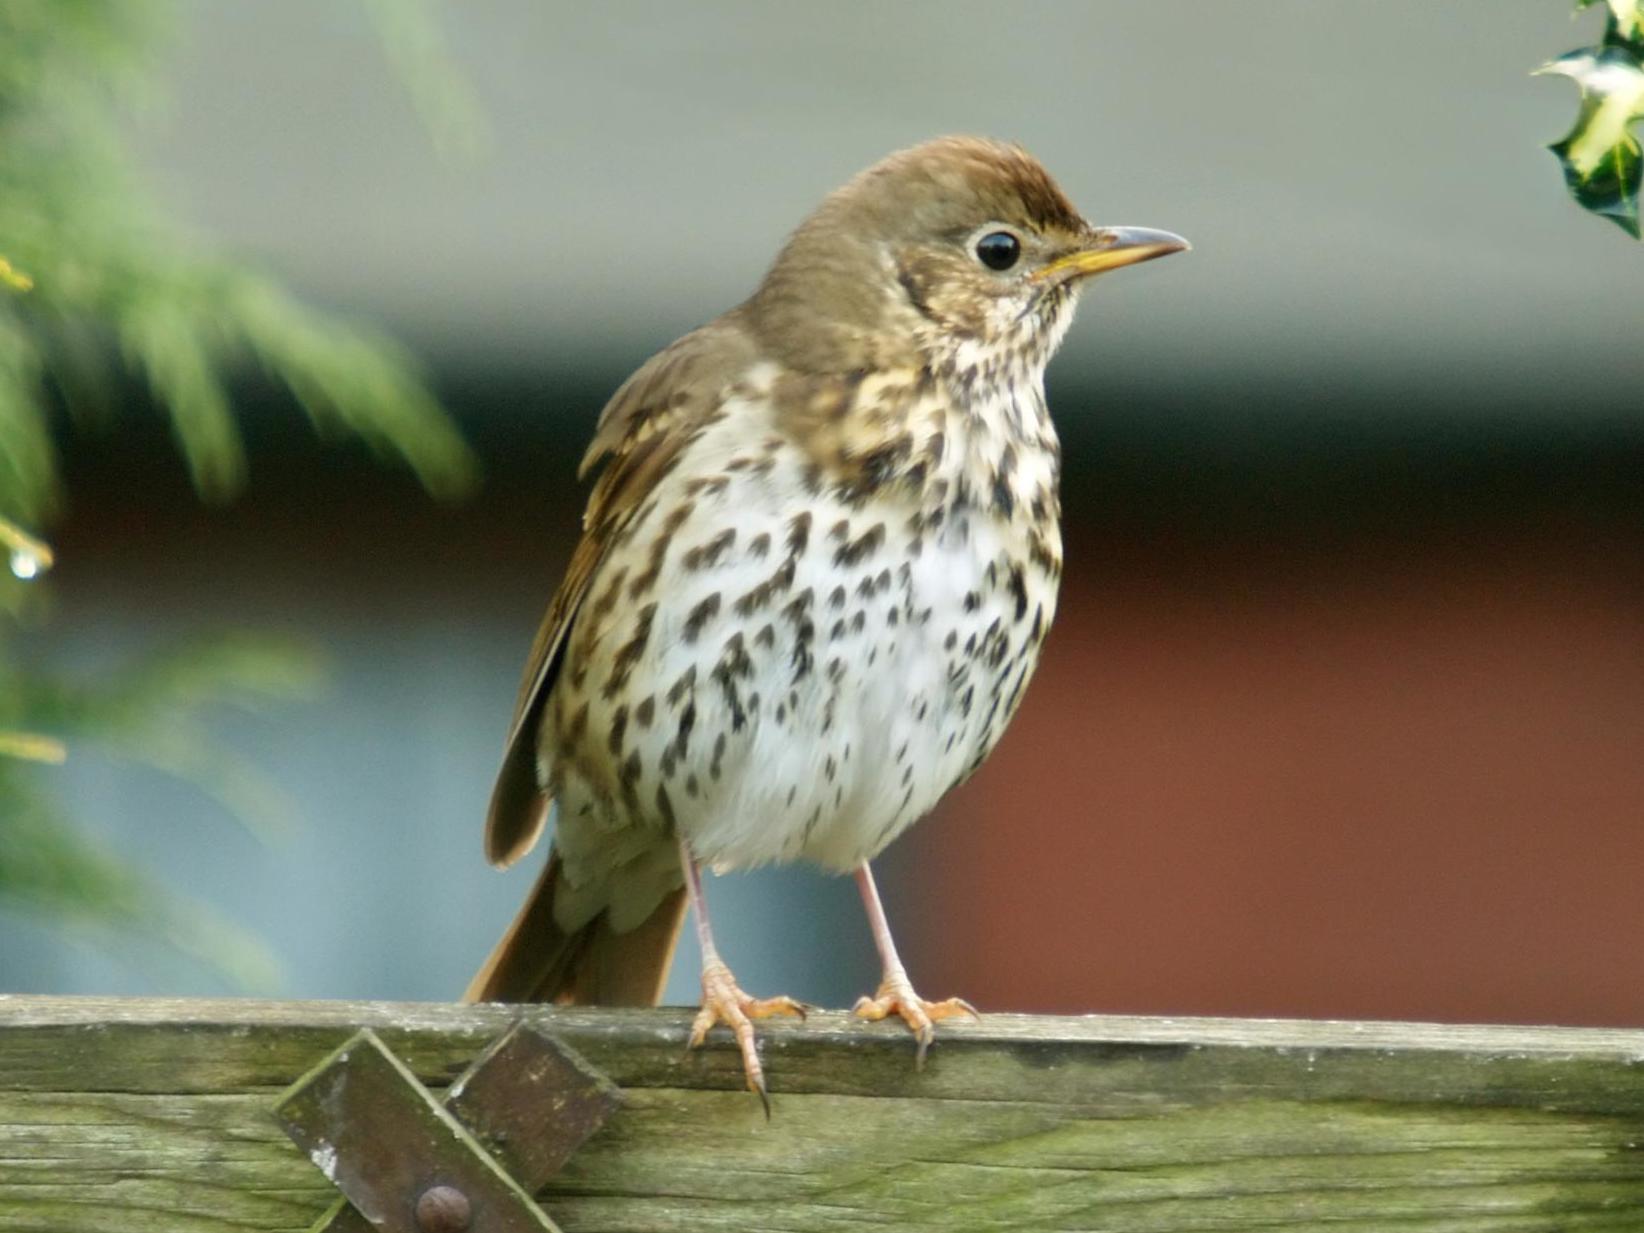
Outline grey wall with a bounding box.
[142,1,1640,411]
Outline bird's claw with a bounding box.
[852,972,978,1069]
[688,959,806,1115]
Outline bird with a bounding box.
[465,135,1187,1107]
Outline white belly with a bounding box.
[549,396,1059,877]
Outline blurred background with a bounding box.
[6,0,1642,1026]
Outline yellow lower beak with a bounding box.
[1034,226,1190,282]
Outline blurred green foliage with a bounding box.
[0,0,479,987]
[1540,0,1644,236]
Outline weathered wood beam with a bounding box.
[1,996,1642,1231]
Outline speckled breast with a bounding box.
[543,371,1062,883]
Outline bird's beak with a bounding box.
[1034,226,1190,283]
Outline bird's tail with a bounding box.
[462,850,689,1005]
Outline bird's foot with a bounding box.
[688,959,806,1114]
[852,970,978,1068]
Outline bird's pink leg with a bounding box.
[851,862,978,1067]
[680,837,804,1113]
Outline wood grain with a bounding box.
[1,996,1642,1231]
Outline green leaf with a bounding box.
[1576,0,1644,44]
[0,312,58,524]
[0,257,33,293]
[0,0,482,985]
[1537,43,1644,236]
[116,291,246,501]
[224,273,480,500]
[0,0,481,517]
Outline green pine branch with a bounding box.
[0,0,483,987]
[0,0,480,525]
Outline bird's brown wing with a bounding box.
[483,317,760,867]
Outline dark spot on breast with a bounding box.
[1007,565,1028,622]
[712,634,752,732]
[629,502,694,597]
[1029,533,1060,577]
[734,556,797,616]
[991,474,1015,519]
[608,705,629,757]
[747,532,772,559]
[784,590,816,681]
[833,523,886,569]
[839,436,912,505]
[564,701,589,744]
[669,700,697,767]
[604,602,658,698]
[667,665,696,707]
[787,510,813,557]
[683,474,730,498]
[591,566,629,619]
[634,695,655,728]
[683,593,721,642]
[682,528,736,571]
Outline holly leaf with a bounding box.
[1537,42,1644,236]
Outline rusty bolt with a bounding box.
[415,1184,472,1233]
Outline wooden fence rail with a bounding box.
[0,995,1642,1231]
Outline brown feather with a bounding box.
[463,851,688,1004]
[482,320,759,869]
[477,319,762,1008]
[484,532,612,866]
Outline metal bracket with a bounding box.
[274,1022,621,1233]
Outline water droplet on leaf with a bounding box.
[9,547,42,580]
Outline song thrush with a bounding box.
[466,136,1187,1106]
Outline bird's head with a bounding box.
[748,136,1187,377]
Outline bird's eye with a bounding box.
[974,231,1021,271]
